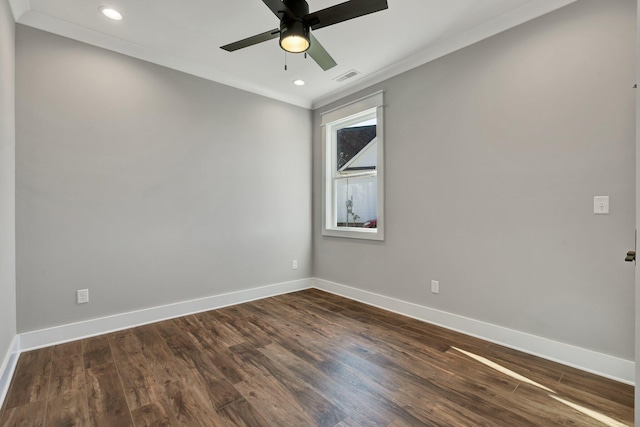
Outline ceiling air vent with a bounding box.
[333,69,361,83]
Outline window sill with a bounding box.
[322,227,384,241]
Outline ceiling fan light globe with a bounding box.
[280,35,310,53]
[279,19,310,53]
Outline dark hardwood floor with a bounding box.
[0,289,634,426]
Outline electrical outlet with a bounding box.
[431,280,439,294]
[292,259,298,270]
[77,289,89,304]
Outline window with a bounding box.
[321,92,384,240]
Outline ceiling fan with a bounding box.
[220,0,389,71]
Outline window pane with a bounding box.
[336,118,377,172]
[335,176,377,228]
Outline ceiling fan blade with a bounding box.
[262,0,297,20]
[305,0,388,31]
[307,33,337,71]
[220,28,280,52]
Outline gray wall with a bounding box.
[16,26,312,332]
[314,0,636,360]
[0,0,16,361]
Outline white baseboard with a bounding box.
[0,335,20,409]
[19,278,312,351]
[312,278,635,385]
[11,276,634,389]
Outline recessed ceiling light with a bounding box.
[293,79,305,86]
[99,6,123,21]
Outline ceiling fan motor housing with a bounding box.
[283,0,309,19]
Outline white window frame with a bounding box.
[321,91,384,240]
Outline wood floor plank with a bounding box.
[216,304,253,320]
[447,350,633,424]
[559,368,635,408]
[189,312,236,346]
[192,311,251,347]
[82,335,113,369]
[548,379,634,423]
[420,375,541,427]
[226,342,276,379]
[164,380,227,427]
[512,382,627,426]
[315,352,494,426]
[129,324,187,386]
[150,317,246,410]
[165,333,204,362]
[339,334,455,384]
[85,362,134,427]
[260,343,410,426]
[245,314,327,364]
[289,298,456,369]
[484,343,565,379]
[446,347,633,425]
[183,349,243,409]
[333,417,369,427]
[215,398,271,427]
[52,340,84,360]
[322,349,488,427]
[113,345,164,410]
[2,348,52,409]
[182,325,246,385]
[130,399,181,427]
[152,319,189,339]
[48,353,85,399]
[230,342,348,427]
[209,310,273,348]
[45,392,89,427]
[234,373,318,427]
[261,294,458,380]
[442,349,522,393]
[383,418,417,427]
[0,400,47,427]
[109,329,145,355]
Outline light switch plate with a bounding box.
[594,196,609,215]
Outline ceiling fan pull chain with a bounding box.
[284,51,287,71]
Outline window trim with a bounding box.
[321,91,384,241]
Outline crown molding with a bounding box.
[16,10,313,108]
[7,0,29,21]
[312,0,578,109]
[9,0,578,110]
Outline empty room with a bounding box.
[0,0,637,425]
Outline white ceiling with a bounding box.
[9,0,576,108]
